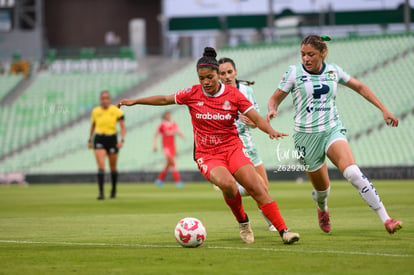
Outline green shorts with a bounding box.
[244,144,263,167]
[293,121,348,172]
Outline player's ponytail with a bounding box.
[197,47,219,72]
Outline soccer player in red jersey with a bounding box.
[118,47,300,245]
[153,111,185,188]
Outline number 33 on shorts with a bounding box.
[197,158,208,174]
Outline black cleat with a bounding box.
[97,194,105,200]
[110,191,116,199]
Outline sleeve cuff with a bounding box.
[242,105,254,115]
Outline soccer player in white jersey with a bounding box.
[267,35,402,234]
[218,57,276,232]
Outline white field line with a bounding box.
[0,239,412,258]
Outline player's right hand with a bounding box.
[153,146,157,152]
[267,110,277,121]
[117,99,134,108]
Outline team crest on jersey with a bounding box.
[222,100,231,110]
[327,71,337,80]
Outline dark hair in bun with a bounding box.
[197,47,219,72]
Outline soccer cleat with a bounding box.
[281,229,300,244]
[318,208,331,233]
[384,219,402,234]
[110,190,116,199]
[268,224,277,232]
[97,194,105,200]
[176,181,184,188]
[239,221,254,244]
[154,179,164,188]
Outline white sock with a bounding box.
[312,186,330,212]
[258,209,273,227]
[343,164,390,223]
[237,182,248,197]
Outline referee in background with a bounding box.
[88,91,126,200]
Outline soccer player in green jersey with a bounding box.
[219,57,276,232]
[267,35,402,234]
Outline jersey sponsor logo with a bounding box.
[306,103,331,113]
[197,101,204,106]
[306,106,331,113]
[222,100,231,110]
[195,112,232,120]
[301,75,311,82]
[312,83,330,99]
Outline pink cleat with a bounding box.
[318,208,331,233]
[384,219,402,234]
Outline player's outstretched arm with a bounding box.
[343,77,399,127]
[267,89,288,121]
[118,94,175,108]
[245,109,288,140]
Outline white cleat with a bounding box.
[281,229,300,245]
[239,221,254,244]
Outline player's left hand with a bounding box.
[382,110,399,127]
[269,130,288,140]
[117,99,135,108]
[116,142,123,149]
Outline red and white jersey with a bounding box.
[175,84,253,155]
[157,121,179,149]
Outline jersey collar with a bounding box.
[302,62,326,75]
[202,83,225,97]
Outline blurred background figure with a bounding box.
[9,52,30,78]
[88,91,126,200]
[153,111,185,188]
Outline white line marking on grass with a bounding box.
[0,240,411,258]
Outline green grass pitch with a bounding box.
[0,180,413,274]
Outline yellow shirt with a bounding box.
[91,105,124,135]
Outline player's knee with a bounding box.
[343,164,362,183]
[215,176,237,195]
[243,178,267,198]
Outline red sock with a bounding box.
[224,191,247,222]
[157,165,169,181]
[260,201,287,232]
[171,163,181,182]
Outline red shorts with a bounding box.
[195,144,253,181]
[163,147,176,159]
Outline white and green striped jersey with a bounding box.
[278,63,351,133]
[236,82,260,152]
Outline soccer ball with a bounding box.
[174,217,207,248]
